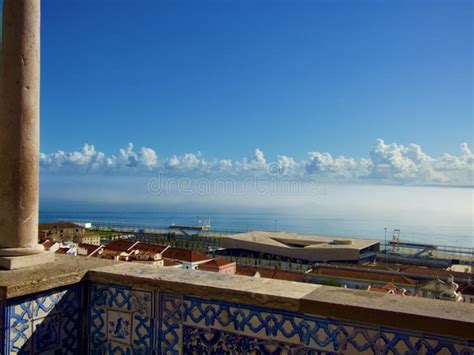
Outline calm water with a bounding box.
[39,205,473,248]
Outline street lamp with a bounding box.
[384,227,387,253]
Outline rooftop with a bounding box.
[222,231,380,262]
[162,247,210,263]
[199,257,235,269]
[135,242,167,253]
[400,266,474,281]
[224,231,378,250]
[78,243,103,255]
[311,265,418,286]
[237,265,306,282]
[102,240,138,252]
[39,221,83,230]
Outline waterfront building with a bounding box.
[220,231,380,263]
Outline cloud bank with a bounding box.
[40,139,473,186]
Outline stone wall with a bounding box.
[1,285,83,354]
[87,282,473,354]
[0,256,473,354]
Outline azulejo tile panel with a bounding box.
[87,283,473,355]
[88,283,154,355]
[2,284,82,355]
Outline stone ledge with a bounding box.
[0,251,55,270]
[87,262,318,312]
[300,286,474,339]
[0,254,116,299]
[1,257,473,340]
[88,262,474,340]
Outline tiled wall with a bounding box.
[0,284,82,354]
[88,282,474,354]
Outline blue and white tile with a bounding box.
[107,309,132,345]
[89,283,155,354]
[32,313,61,353]
[107,285,132,312]
[158,293,183,354]
[4,284,82,354]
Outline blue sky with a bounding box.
[40,0,473,162]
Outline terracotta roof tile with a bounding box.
[311,266,417,286]
[164,259,181,267]
[199,258,235,270]
[162,248,210,263]
[78,243,103,255]
[236,266,305,282]
[136,243,167,253]
[104,240,138,252]
[40,240,55,249]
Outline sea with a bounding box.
[39,201,473,249]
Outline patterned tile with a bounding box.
[107,341,133,354]
[107,310,132,344]
[3,284,82,354]
[88,284,154,355]
[107,285,132,312]
[338,323,381,354]
[32,313,61,352]
[7,299,33,354]
[85,283,473,355]
[159,294,183,354]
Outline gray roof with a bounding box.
[221,231,379,262]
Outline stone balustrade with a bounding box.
[0,255,473,354]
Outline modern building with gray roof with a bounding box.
[220,231,380,263]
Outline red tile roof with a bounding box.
[199,258,235,270]
[311,266,417,286]
[368,282,407,295]
[162,247,210,263]
[236,266,306,282]
[78,243,103,256]
[40,240,55,250]
[56,247,70,254]
[135,243,167,253]
[104,240,138,252]
[164,259,181,267]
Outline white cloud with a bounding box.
[40,140,474,186]
[40,143,158,172]
[165,153,206,171]
[305,152,358,178]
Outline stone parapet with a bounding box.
[0,256,473,354]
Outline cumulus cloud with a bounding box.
[40,140,474,186]
[40,143,157,173]
[165,153,207,171]
[305,152,358,177]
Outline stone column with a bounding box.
[0,0,53,269]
